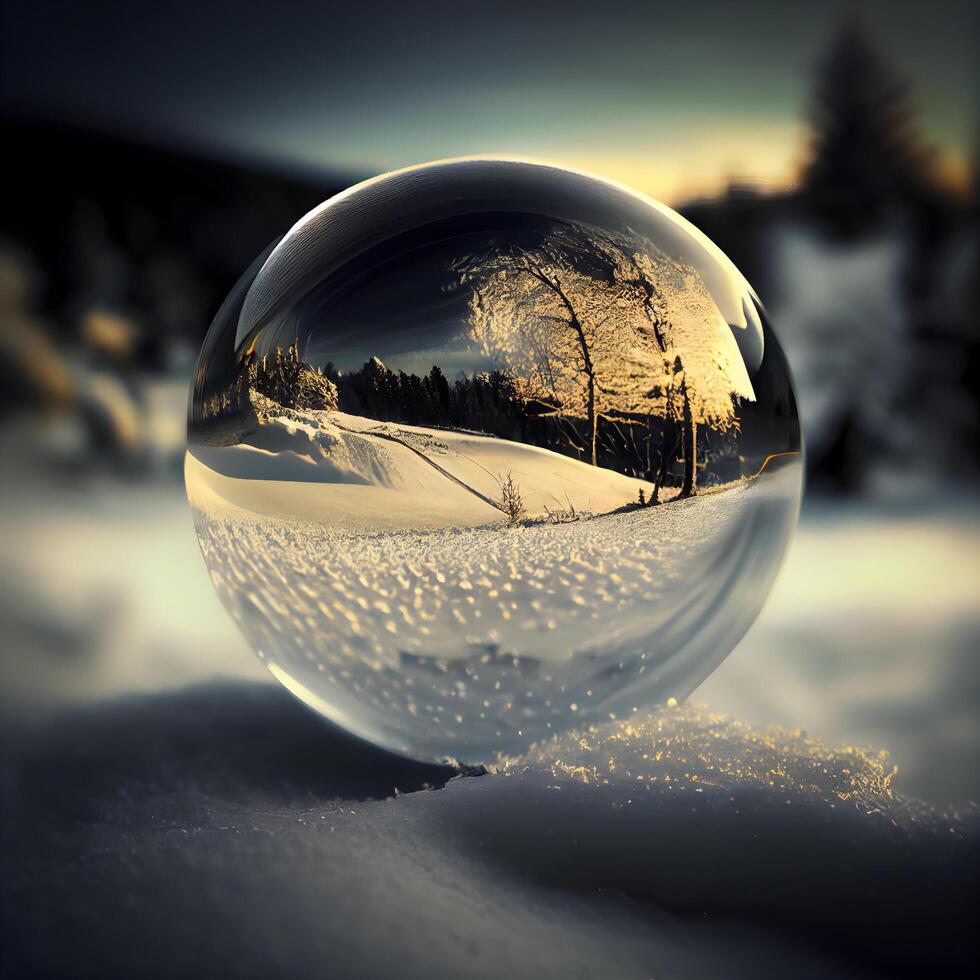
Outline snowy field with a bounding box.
[189,408,671,527]
[4,675,975,979]
[187,435,799,760]
[2,458,977,978]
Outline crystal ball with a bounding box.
[186,159,802,763]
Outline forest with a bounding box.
[201,225,760,497]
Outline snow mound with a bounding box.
[8,687,975,980]
[430,704,978,974]
[192,409,656,529]
[330,411,654,517]
[512,703,899,808]
[194,411,394,486]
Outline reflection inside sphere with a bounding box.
[186,159,802,763]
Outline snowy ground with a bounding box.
[3,468,973,804]
[701,494,980,806]
[187,444,799,760]
[4,684,975,980]
[1,455,977,978]
[190,408,666,527]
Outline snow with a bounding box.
[4,687,974,980]
[1,463,976,979]
[190,409,661,528]
[699,495,980,806]
[187,436,800,761]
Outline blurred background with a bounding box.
[0,0,976,805]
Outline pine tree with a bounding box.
[802,19,932,237]
[247,343,337,411]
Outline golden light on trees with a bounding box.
[456,225,755,495]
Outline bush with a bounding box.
[249,344,338,411]
[496,471,526,525]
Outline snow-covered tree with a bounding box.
[458,230,646,465]
[614,248,755,495]
[455,226,754,495]
[249,343,338,412]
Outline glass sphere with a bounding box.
[186,159,802,763]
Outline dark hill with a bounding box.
[1,116,349,357]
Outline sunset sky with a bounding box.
[2,0,975,202]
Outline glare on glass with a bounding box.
[186,159,802,763]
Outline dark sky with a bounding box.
[2,0,975,201]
